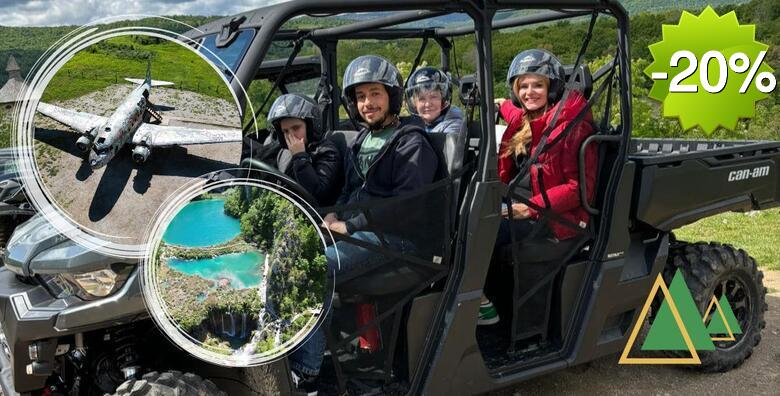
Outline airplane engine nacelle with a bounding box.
[75,136,92,153]
[132,146,151,164]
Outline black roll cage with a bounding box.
[185,0,630,183]
[185,1,632,392]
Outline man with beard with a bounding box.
[289,55,440,394]
[322,55,440,234]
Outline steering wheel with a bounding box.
[240,157,320,206]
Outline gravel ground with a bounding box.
[0,271,777,396]
[32,84,242,246]
[490,270,780,396]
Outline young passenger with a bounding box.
[481,49,597,324]
[404,66,463,133]
[267,93,343,206]
[289,55,440,394]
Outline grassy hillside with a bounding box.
[676,210,780,270]
[0,0,780,140]
[0,0,778,269]
[334,0,778,141]
[41,35,232,102]
[0,33,235,148]
[620,0,751,14]
[0,16,221,88]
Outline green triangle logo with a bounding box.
[641,270,715,351]
[641,298,688,350]
[706,294,743,335]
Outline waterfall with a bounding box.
[230,312,237,337]
[258,253,270,308]
[241,312,248,338]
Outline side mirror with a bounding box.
[458,74,479,107]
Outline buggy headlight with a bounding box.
[69,269,118,297]
[39,265,133,300]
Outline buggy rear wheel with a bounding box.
[663,241,767,372]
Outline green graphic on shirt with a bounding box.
[357,127,394,175]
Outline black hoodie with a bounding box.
[337,122,441,236]
[277,139,343,207]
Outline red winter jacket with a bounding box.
[498,90,597,240]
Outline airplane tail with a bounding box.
[124,59,175,87]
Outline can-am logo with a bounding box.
[415,75,432,83]
[619,269,742,365]
[728,165,770,182]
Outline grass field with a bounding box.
[675,209,780,271]
[0,35,239,148]
[41,35,232,103]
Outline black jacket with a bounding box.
[278,139,343,207]
[337,123,441,235]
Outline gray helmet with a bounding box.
[404,66,452,116]
[267,93,323,148]
[342,55,404,120]
[506,49,566,107]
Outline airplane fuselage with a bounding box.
[37,66,241,172]
[87,83,150,168]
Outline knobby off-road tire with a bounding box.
[663,241,767,372]
[110,371,226,396]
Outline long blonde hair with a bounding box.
[500,75,549,158]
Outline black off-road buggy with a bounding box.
[0,1,775,395]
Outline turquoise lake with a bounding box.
[163,199,240,247]
[168,251,264,289]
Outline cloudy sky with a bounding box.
[0,0,288,27]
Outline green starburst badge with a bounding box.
[644,6,775,133]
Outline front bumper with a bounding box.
[0,267,146,393]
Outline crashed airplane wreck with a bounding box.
[36,61,243,169]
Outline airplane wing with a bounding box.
[132,123,243,147]
[36,102,106,133]
[124,78,175,87]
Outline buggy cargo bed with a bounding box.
[629,138,780,230]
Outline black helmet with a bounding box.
[342,55,403,121]
[506,49,566,107]
[404,66,452,116]
[267,93,323,148]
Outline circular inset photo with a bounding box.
[142,176,333,366]
[25,31,244,251]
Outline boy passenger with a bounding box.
[267,93,343,206]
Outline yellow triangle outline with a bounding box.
[703,295,736,342]
[619,273,701,365]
